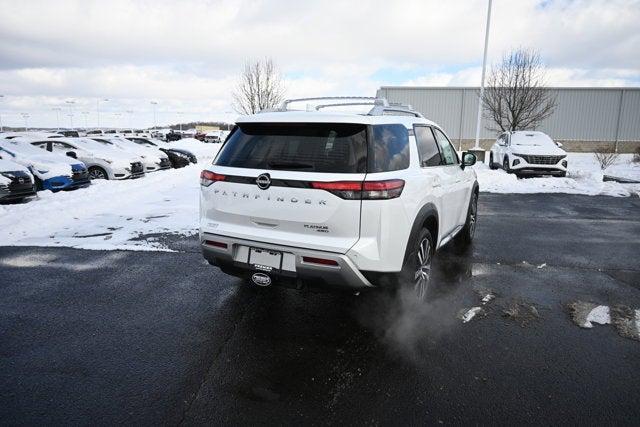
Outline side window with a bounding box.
[433,128,458,165]
[369,124,410,172]
[414,126,441,167]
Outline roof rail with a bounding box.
[279,96,388,111]
[276,96,424,118]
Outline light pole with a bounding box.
[126,110,134,129]
[96,98,109,128]
[114,112,122,130]
[0,94,4,132]
[473,0,493,155]
[81,111,90,129]
[177,111,184,132]
[65,100,76,129]
[52,107,62,131]
[150,101,158,129]
[21,113,30,131]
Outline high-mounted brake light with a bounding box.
[200,170,225,186]
[310,179,404,200]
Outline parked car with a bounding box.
[0,155,37,202]
[199,96,479,301]
[0,139,90,191]
[57,130,80,138]
[89,136,171,172]
[26,137,145,180]
[125,136,197,168]
[166,131,182,142]
[489,131,568,177]
[204,132,221,144]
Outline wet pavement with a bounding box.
[1,193,639,425]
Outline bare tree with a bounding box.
[232,58,285,115]
[594,147,619,170]
[482,49,557,132]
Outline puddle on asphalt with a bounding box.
[568,301,640,342]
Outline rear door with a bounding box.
[415,126,459,237]
[200,122,368,253]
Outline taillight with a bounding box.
[200,170,225,186]
[310,179,404,200]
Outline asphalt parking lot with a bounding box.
[1,193,639,425]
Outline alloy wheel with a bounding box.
[89,169,107,180]
[414,237,432,301]
[469,194,478,238]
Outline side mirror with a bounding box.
[461,152,477,169]
[555,142,563,148]
[66,151,77,159]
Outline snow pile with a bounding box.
[475,153,640,197]
[0,145,220,251]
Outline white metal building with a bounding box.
[376,86,640,151]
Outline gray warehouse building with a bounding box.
[375,86,640,153]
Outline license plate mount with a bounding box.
[249,247,282,272]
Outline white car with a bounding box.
[489,131,568,177]
[89,136,171,172]
[25,137,145,180]
[0,138,90,191]
[199,96,479,300]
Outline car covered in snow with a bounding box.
[124,136,197,168]
[26,137,145,180]
[0,139,90,191]
[89,136,171,172]
[0,155,37,202]
[489,131,568,177]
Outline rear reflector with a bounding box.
[200,170,225,186]
[302,256,339,266]
[310,179,405,200]
[204,240,228,249]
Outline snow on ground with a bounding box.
[0,144,220,251]
[475,153,640,197]
[1,147,639,252]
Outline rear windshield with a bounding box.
[215,123,368,173]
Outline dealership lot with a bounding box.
[1,193,639,425]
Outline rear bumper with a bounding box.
[201,232,373,289]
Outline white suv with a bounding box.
[489,131,568,177]
[199,97,479,299]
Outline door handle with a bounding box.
[432,177,442,188]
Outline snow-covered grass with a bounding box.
[1,149,638,252]
[475,153,640,197]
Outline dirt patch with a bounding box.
[501,300,540,327]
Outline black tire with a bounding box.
[503,156,511,173]
[489,153,498,170]
[395,227,434,302]
[455,191,478,247]
[88,166,108,180]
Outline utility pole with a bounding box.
[150,101,158,129]
[52,107,62,131]
[473,0,492,157]
[97,98,109,128]
[65,100,76,129]
[126,110,134,128]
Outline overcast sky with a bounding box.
[0,0,638,128]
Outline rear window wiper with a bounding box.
[267,161,314,170]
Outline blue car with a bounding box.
[0,139,90,192]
